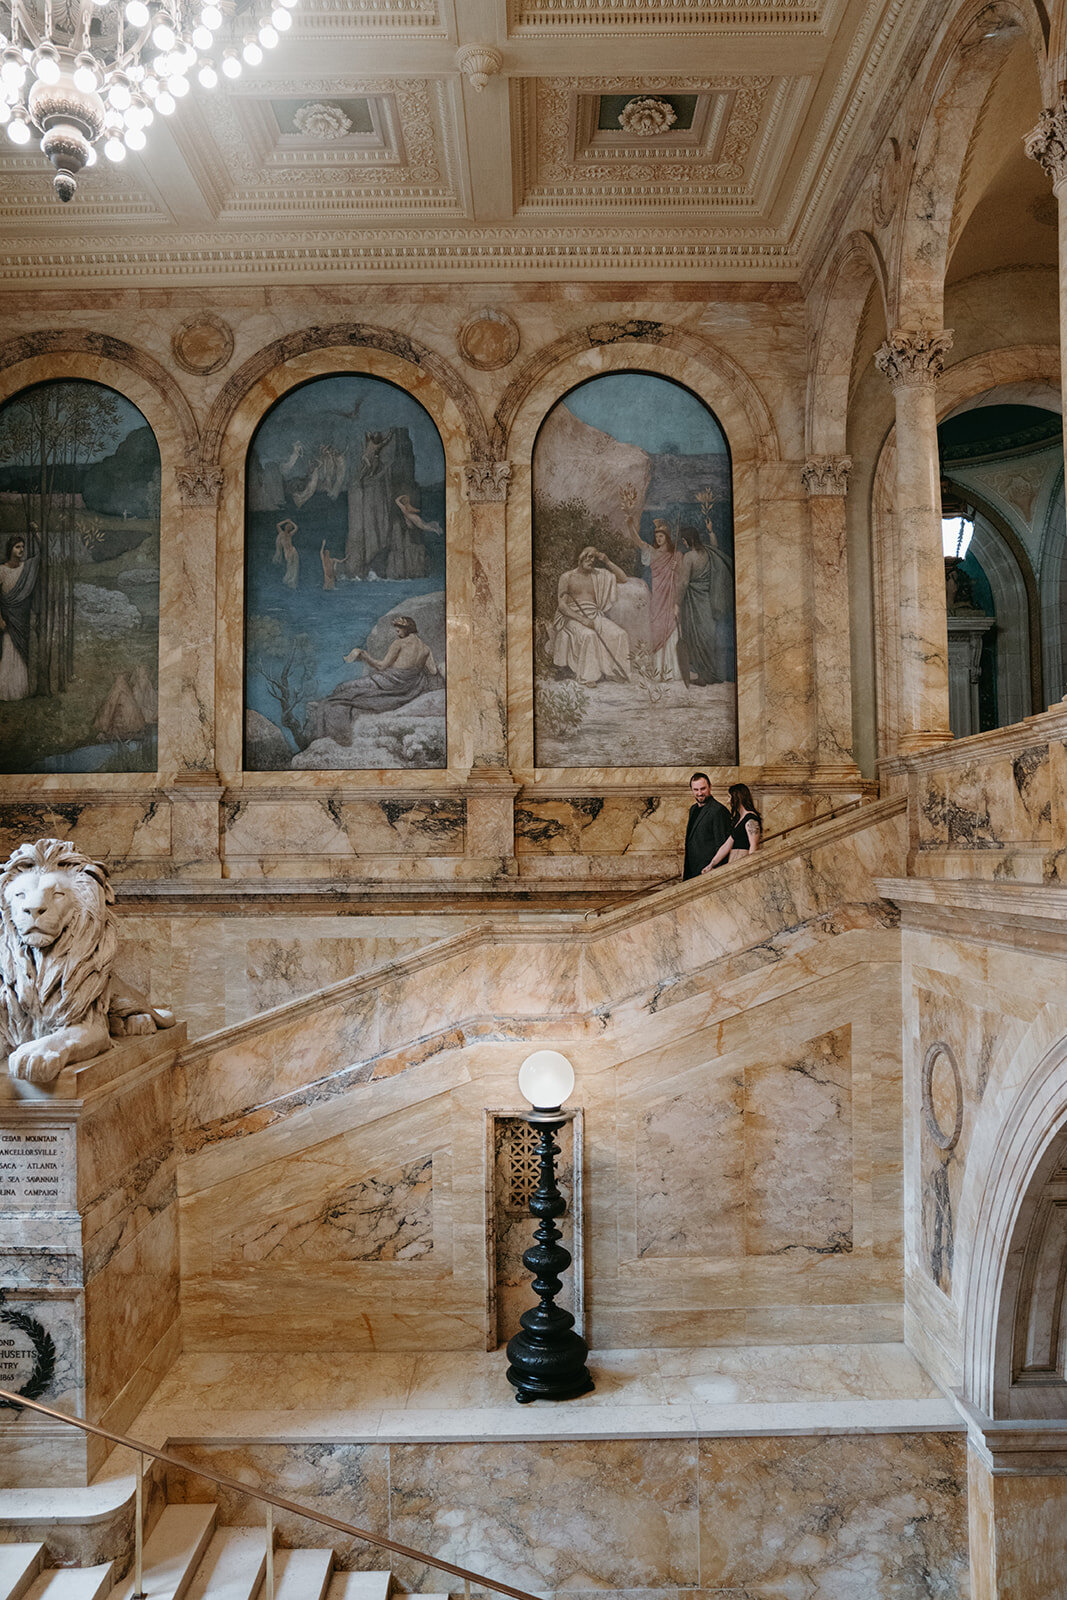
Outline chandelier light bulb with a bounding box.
[221,50,241,77]
[197,63,217,87]
[126,0,151,23]
[192,25,212,49]
[7,113,30,143]
[32,46,61,85]
[1,49,26,90]
[271,8,291,27]
[0,101,10,123]
[258,23,278,46]
[151,19,176,49]
[73,53,101,92]
[166,73,189,95]
[201,4,223,26]
[109,78,132,109]
[155,88,176,112]
[103,134,126,160]
[242,37,262,63]
[124,126,146,149]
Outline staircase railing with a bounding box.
[0,1388,539,1600]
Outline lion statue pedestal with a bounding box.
[0,840,184,1495]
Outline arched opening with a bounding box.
[0,378,161,774]
[938,402,1063,734]
[531,370,736,769]
[243,371,447,772]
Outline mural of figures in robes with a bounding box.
[532,372,736,767]
[0,380,161,773]
[244,374,447,771]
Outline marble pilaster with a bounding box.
[875,329,954,755]
[802,455,857,769]
[169,465,224,778]
[965,1412,1067,1600]
[462,460,512,776]
[0,1030,183,1486]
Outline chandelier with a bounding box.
[0,0,297,201]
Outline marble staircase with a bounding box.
[0,1509,408,1600]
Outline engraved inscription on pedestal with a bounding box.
[0,1128,71,1210]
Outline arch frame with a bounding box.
[503,335,781,781]
[216,342,476,787]
[806,230,889,461]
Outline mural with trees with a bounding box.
[0,380,160,773]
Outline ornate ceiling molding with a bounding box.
[507,0,822,33]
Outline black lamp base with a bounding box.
[506,1314,594,1403]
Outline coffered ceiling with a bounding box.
[0,0,937,284]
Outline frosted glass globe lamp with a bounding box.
[505,1051,594,1404]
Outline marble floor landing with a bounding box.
[122,1342,960,1453]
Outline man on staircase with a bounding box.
[682,772,731,880]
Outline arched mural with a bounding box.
[243,374,447,771]
[532,371,736,768]
[0,379,160,774]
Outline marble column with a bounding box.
[1026,98,1067,710]
[461,460,517,870]
[874,329,954,754]
[801,455,857,770]
[169,464,225,876]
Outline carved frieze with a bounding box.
[801,455,852,495]
[1025,100,1067,192]
[874,328,953,389]
[463,460,512,502]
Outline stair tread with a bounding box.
[271,1551,333,1600]
[0,1546,44,1600]
[111,1504,218,1600]
[23,1567,113,1600]
[324,1574,392,1600]
[184,1530,265,1600]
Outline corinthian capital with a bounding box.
[801,455,852,496]
[463,459,512,503]
[177,462,224,506]
[1025,100,1067,190]
[874,328,953,389]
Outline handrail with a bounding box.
[0,1388,540,1600]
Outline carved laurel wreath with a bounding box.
[0,1288,56,1411]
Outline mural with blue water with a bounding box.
[244,374,447,771]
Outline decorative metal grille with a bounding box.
[504,1121,542,1211]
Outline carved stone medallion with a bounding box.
[172,313,235,377]
[922,1041,963,1152]
[458,308,520,371]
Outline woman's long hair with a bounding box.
[728,782,756,817]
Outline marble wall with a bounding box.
[159,1430,969,1598]
[173,800,906,1352]
[0,283,867,906]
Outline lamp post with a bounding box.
[505,1050,594,1404]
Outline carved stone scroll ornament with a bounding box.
[1025,100,1067,192]
[801,455,852,496]
[874,328,954,389]
[0,838,175,1085]
[463,459,512,502]
[176,462,225,507]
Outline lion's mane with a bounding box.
[0,838,118,1052]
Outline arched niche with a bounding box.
[807,231,889,460]
[504,337,773,778]
[215,344,473,783]
[528,370,736,770]
[0,374,166,777]
[243,371,447,774]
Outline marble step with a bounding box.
[323,1573,392,1600]
[111,1504,218,1600]
[0,1545,45,1600]
[184,1531,266,1600]
[23,1567,114,1600]
[269,1550,333,1600]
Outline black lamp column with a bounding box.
[505,1049,593,1403]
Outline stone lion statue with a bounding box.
[0,837,175,1085]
